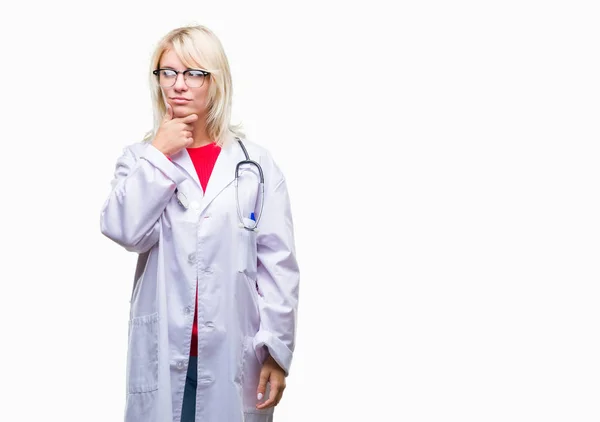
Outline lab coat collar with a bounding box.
[200,139,239,214]
[169,148,201,189]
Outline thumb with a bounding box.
[257,367,269,401]
[163,103,173,121]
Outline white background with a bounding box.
[0,1,598,421]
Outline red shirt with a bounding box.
[168,143,221,356]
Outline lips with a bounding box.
[171,97,191,105]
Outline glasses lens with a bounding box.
[185,70,207,88]
[157,69,177,87]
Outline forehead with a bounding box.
[159,49,184,68]
[159,48,202,69]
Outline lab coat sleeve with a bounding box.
[100,143,186,253]
[252,166,300,377]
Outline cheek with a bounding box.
[191,96,209,114]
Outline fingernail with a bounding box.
[257,393,263,400]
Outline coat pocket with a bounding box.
[240,336,260,406]
[240,337,273,413]
[126,312,159,394]
[124,389,158,422]
[238,220,258,278]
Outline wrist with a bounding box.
[151,140,169,157]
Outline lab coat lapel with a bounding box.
[169,148,201,190]
[198,140,239,214]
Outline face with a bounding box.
[158,48,210,118]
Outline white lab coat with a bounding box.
[100,138,299,422]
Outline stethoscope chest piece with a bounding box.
[238,222,259,232]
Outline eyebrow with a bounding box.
[159,64,209,72]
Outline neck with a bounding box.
[190,119,212,147]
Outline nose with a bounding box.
[173,72,188,91]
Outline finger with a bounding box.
[185,137,193,146]
[276,382,285,405]
[180,113,198,124]
[163,103,173,121]
[256,381,282,409]
[256,368,269,402]
[183,130,192,138]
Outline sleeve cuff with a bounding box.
[252,330,293,376]
[140,144,187,185]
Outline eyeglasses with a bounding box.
[152,68,210,88]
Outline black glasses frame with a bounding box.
[152,68,211,87]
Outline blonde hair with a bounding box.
[142,25,244,146]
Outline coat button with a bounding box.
[198,371,214,386]
[188,253,195,264]
[184,306,192,314]
[176,360,186,370]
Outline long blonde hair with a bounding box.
[142,25,244,146]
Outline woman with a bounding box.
[100,25,300,422]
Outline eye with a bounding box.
[187,70,205,78]
[160,69,177,77]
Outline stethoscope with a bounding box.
[174,138,264,231]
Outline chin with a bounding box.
[173,105,195,115]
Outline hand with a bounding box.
[151,103,198,156]
[256,354,286,410]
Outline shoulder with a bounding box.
[227,137,290,191]
[119,139,154,159]
[233,138,277,167]
[232,137,269,158]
